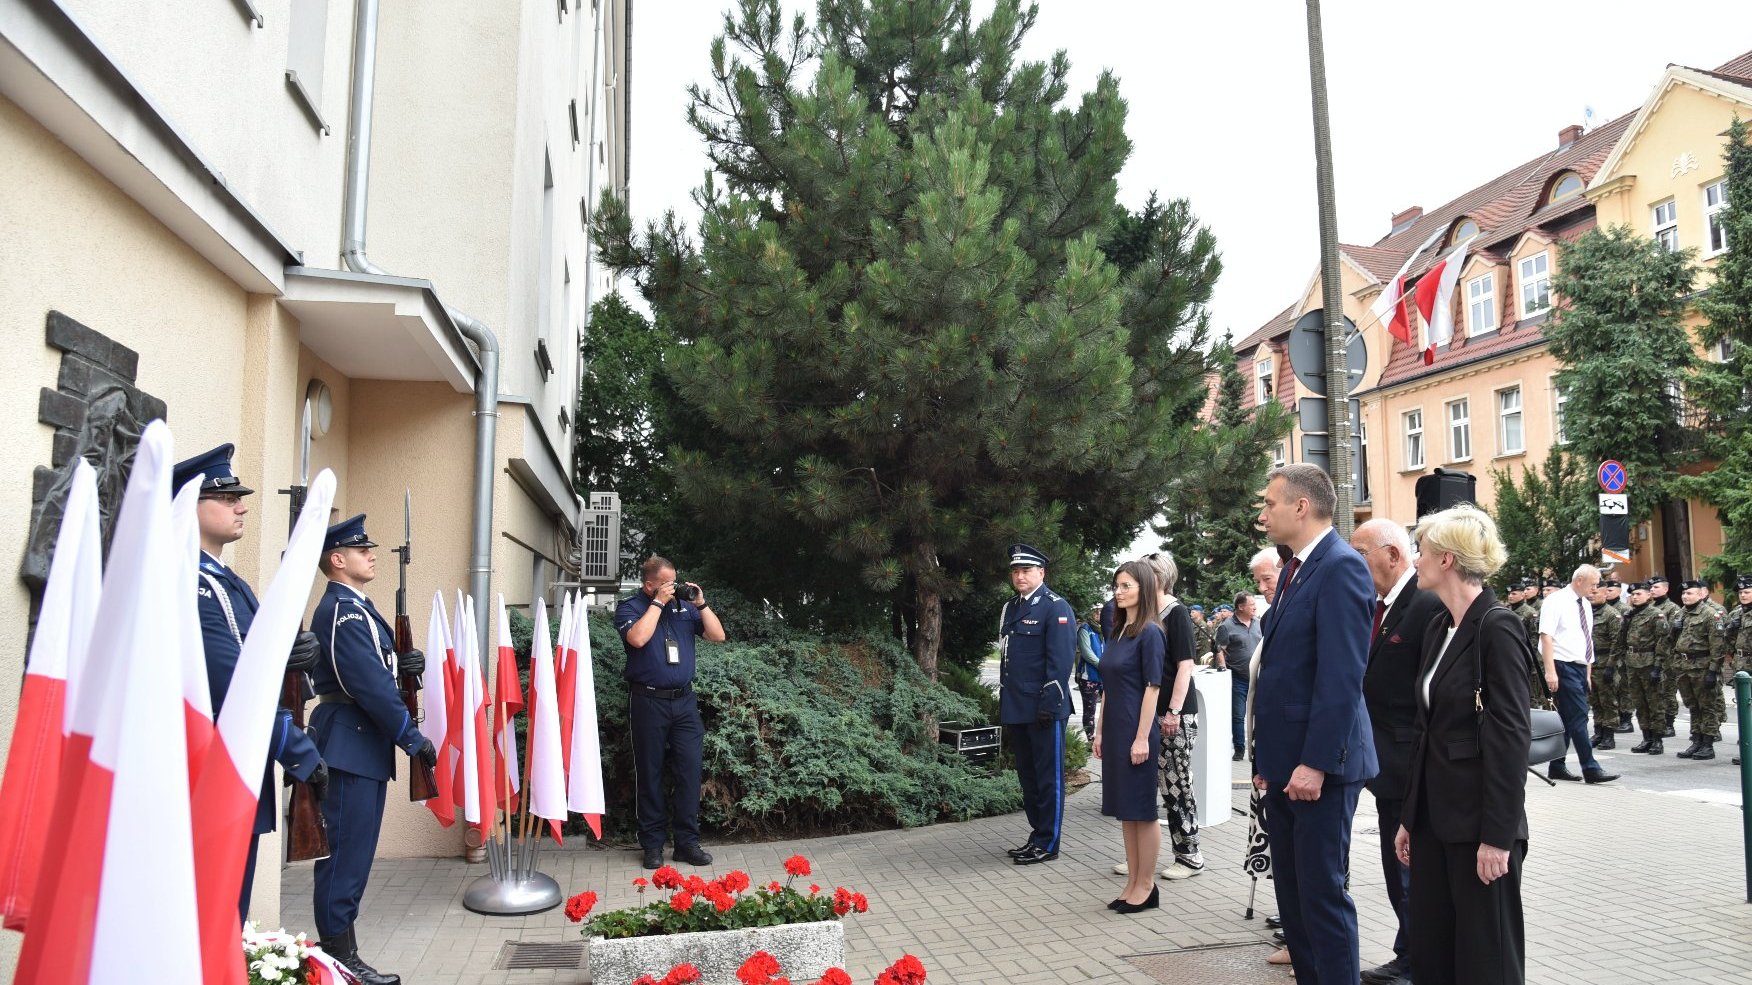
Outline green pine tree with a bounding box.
[591,0,1220,677]
[1487,444,1596,586]
[1545,226,1700,529]
[1671,116,1752,583]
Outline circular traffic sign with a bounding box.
[1598,460,1627,493]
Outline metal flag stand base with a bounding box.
[461,818,564,915]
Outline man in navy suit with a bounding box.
[310,514,435,985]
[1252,464,1378,985]
[172,444,326,923]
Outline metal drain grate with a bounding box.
[1126,942,1285,984]
[493,940,586,971]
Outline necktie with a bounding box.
[1371,599,1387,645]
[1276,557,1302,605]
[1579,597,1594,664]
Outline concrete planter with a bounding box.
[588,920,845,985]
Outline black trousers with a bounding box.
[1006,721,1064,852]
[629,689,704,853]
[1408,828,1526,985]
[1374,796,1411,959]
[312,768,387,940]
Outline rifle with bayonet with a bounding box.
[393,488,439,802]
[280,399,331,862]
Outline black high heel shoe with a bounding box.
[1114,886,1159,914]
[1107,898,1125,910]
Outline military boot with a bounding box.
[1664,720,1677,738]
[1692,740,1715,761]
[1677,735,1702,759]
[1631,733,1658,753]
[1595,730,1615,750]
[319,927,401,985]
[1616,713,1634,733]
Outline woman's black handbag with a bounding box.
[1526,709,1566,767]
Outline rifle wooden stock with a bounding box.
[280,669,331,862]
[397,611,439,802]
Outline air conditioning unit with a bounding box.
[578,491,621,587]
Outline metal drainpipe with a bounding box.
[341,0,497,651]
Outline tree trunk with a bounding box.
[911,543,942,682]
[1659,496,1692,583]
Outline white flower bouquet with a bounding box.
[242,922,350,985]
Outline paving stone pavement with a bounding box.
[283,757,1752,984]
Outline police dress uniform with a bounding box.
[998,545,1076,863]
[613,588,711,865]
[308,516,429,962]
[172,444,322,922]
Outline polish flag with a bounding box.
[554,592,576,776]
[450,590,471,812]
[0,459,100,931]
[1368,226,1445,346]
[459,595,494,838]
[172,474,215,791]
[1415,237,1475,365]
[188,468,336,985]
[565,596,605,839]
[14,421,203,984]
[493,595,524,812]
[524,598,568,844]
[422,591,457,826]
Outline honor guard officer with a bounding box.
[310,514,434,985]
[615,556,727,870]
[999,544,1076,865]
[173,444,327,922]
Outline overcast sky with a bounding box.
[625,0,1751,340]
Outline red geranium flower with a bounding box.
[831,887,853,916]
[564,890,598,923]
[683,874,708,894]
[737,950,783,985]
[652,865,684,890]
[767,881,783,893]
[632,976,659,985]
[852,892,868,914]
[633,877,649,889]
[809,884,821,895]
[782,855,811,878]
[722,870,752,893]
[706,886,736,913]
[662,964,703,985]
[813,970,853,985]
[669,891,695,913]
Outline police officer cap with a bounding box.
[1008,543,1049,568]
[171,443,255,498]
[1648,574,1668,585]
[1681,578,1707,591]
[323,513,378,553]
[1736,574,1752,591]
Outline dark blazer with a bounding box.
[310,581,425,781]
[1363,580,1446,801]
[997,583,1077,724]
[1254,529,1379,785]
[1402,588,1532,849]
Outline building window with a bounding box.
[1666,380,1687,426]
[1549,173,1584,203]
[1721,337,1737,363]
[1519,252,1551,318]
[1446,398,1471,462]
[285,0,332,135]
[1553,381,1570,445]
[1403,409,1424,471]
[1255,355,1275,404]
[1653,199,1679,251]
[1496,386,1524,455]
[1466,273,1497,336]
[1272,441,1287,468]
[1355,418,1370,503]
[1452,218,1480,244]
[1706,180,1730,256]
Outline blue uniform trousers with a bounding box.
[1550,661,1600,772]
[1006,720,1064,852]
[313,767,387,939]
[241,835,262,923]
[629,689,704,853]
[1266,778,1363,985]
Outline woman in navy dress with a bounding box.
[1093,560,1165,913]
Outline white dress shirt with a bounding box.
[1537,584,1593,664]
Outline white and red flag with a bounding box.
[0,459,100,931]
[172,473,215,790]
[525,598,568,843]
[565,597,605,839]
[459,595,494,839]
[1368,226,1445,346]
[1414,237,1476,365]
[422,590,457,827]
[554,592,577,776]
[188,467,335,985]
[493,594,524,811]
[15,421,203,984]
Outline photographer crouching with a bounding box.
[615,555,727,869]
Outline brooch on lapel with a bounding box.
[1389,633,1403,644]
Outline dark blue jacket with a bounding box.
[998,583,1077,724]
[197,553,321,833]
[1252,530,1379,786]
[309,581,425,782]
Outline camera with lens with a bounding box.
[671,579,700,602]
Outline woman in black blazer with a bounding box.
[1395,505,1532,985]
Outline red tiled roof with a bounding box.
[1695,49,1752,83]
[1234,302,1296,354]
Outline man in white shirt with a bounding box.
[1539,564,1621,783]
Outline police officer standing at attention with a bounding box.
[310,514,435,985]
[173,444,327,922]
[999,544,1076,865]
[615,556,726,870]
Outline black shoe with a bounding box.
[1108,897,1125,910]
[1630,734,1656,753]
[1615,715,1634,733]
[673,844,714,867]
[1272,930,1285,945]
[1677,737,1701,759]
[1692,741,1715,761]
[1007,842,1038,858]
[1646,737,1663,755]
[1113,886,1159,914]
[642,848,664,869]
[1583,767,1621,784]
[1264,915,1282,930]
[1232,749,1245,761]
[1734,757,1741,766]
[1361,956,1410,985]
[1549,764,1582,782]
[1664,724,1677,738]
[1594,732,1615,750]
[1014,845,1058,865]
[320,928,400,985]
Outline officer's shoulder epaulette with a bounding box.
[1045,589,1065,604]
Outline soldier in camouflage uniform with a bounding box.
[1671,578,1728,760]
[1604,578,1635,732]
[1624,582,1673,755]
[1523,578,1555,710]
[1588,582,1627,749]
[1190,605,1214,663]
[1649,575,1683,737]
[1728,575,1752,767]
